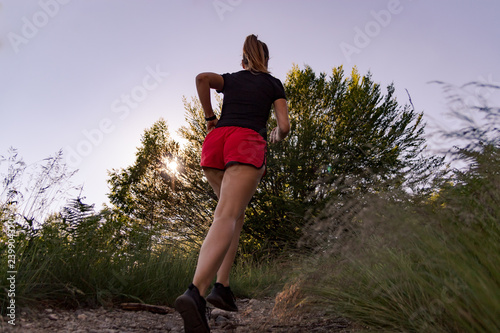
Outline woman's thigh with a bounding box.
[214,164,265,220]
[203,167,225,199]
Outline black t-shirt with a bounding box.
[215,70,287,140]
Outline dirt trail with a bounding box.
[1,298,359,332]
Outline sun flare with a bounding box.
[161,156,179,175]
[167,160,178,173]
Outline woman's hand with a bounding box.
[207,119,218,133]
[271,98,290,143]
[269,126,286,143]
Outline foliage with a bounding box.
[298,146,499,332]
[0,196,283,311]
[104,65,443,255]
[245,65,443,252]
[288,83,500,333]
[0,148,77,230]
[107,118,214,248]
[0,196,200,309]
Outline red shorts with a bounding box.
[201,126,267,171]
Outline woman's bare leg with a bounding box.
[194,165,264,296]
[215,213,244,287]
[203,166,261,289]
[203,167,247,287]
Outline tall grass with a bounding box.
[289,84,500,332]
[230,254,291,299]
[0,235,198,311]
[301,182,500,332]
[1,214,286,313]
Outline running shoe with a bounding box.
[175,284,210,333]
[206,283,238,312]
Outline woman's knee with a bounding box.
[213,205,243,224]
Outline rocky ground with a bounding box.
[0,298,365,332]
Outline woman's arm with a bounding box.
[269,98,290,143]
[196,72,224,131]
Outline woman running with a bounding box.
[175,34,290,333]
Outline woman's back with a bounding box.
[216,70,286,139]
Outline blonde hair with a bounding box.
[242,34,269,73]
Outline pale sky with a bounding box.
[1,0,499,211]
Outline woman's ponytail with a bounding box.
[242,34,270,73]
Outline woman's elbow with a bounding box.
[196,73,208,85]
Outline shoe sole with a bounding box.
[206,294,238,312]
[174,295,210,333]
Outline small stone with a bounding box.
[215,315,229,323]
[211,308,230,317]
[248,299,259,306]
[48,314,58,321]
[77,314,88,320]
